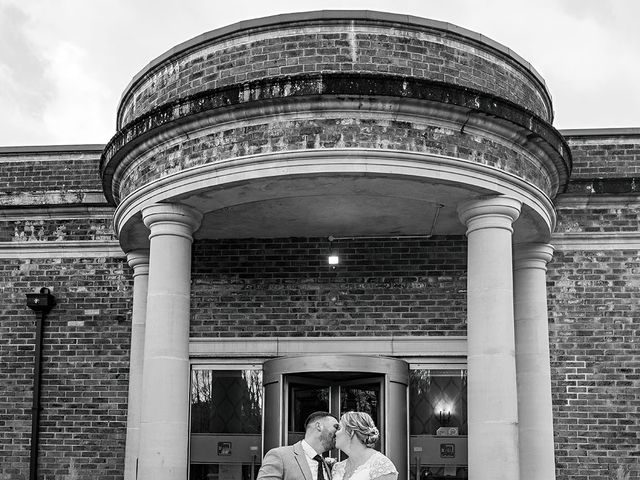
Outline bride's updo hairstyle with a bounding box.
[340,411,380,448]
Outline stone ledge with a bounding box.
[0,240,124,258]
[101,73,571,205]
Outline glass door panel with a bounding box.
[287,377,331,446]
[285,374,384,460]
[340,380,381,432]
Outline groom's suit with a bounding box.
[257,440,331,480]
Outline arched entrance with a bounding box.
[262,355,409,479]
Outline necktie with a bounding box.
[314,455,325,480]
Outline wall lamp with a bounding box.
[26,287,56,313]
[328,254,340,266]
[25,287,56,480]
[438,409,452,425]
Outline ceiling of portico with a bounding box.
[181,174,474,239]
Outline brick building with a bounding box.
[1,10,638,480]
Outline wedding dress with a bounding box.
[331,451,398,480]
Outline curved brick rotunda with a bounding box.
[100,11,571,480]
[101,11,570,250]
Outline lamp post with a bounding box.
[25,287,56,480]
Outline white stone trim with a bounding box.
[552,232,640,251]
[0,191,108,207]
[0,240,124,258]
[555,194,640,209]
[0,205,114,220]
[189,336,467,359]
[115,148,555,238]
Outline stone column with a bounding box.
[514,243,556,480]
[124,250,150,480]
[138,203,202,480]
[457,196,522,480]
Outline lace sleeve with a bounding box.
[332,460,346,480]
[368,453,398,479]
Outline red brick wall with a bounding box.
[0,256,131,480]
[0,147,129,479]
[556,205,640,234]
[120,15,551,127]
[548,249,640,479]
[117,118,553,203]
[565,133,640,179]
[0,151,103,196]
[551,132,640,479]
[190,237,467,337]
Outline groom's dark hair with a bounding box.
[304,411,336,430]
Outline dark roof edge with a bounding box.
[561,127,640,138]
[120,10,548,105]
[0,144,105,154]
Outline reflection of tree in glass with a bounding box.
[341,387,378,416]
[190,370,263,434]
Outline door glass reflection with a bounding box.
[340,383,380,438]
[190,369,263,480]
[288,383,330,445]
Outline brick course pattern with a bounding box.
[0,256,132,480]
[555,205,640,233]
[548,250,640,480]
[119,20,551,127]
[117,118,553,203]
[2,218,116,242]
[0,153,104,204]
[190,237,467,337]
[565,133,640,179]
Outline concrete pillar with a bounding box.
[124,250,150,480]
[457,195,522,480]
[514,243,556,480]
[138,203,202,480]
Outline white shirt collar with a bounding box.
[301,439,319,459]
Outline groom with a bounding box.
[257,411,339,480]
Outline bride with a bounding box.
[331,412,398,480]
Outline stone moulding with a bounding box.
[100,72,572,206]
[111,148,557,251]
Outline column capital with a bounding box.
[513,243,554,271]
[126,249,150,277]
[142,203,202,241]
[457,196,522,235]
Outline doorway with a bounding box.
[262,355,409,479]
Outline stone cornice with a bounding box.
[0,204,113,219]
[555,194,640,208]
[101,73,571,206]
[189,335,467,361]
[112,148,556,250]
[0,191,108,208]
[551,232,640,251]
[0,240,124,258]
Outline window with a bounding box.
[190,367,263,480]
[409,368,468,480]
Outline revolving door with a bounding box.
[262,355,409,480]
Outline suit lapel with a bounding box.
[292,441,313,480]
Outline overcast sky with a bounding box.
[1,0,638,146]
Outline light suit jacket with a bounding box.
[257,440,331,480]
